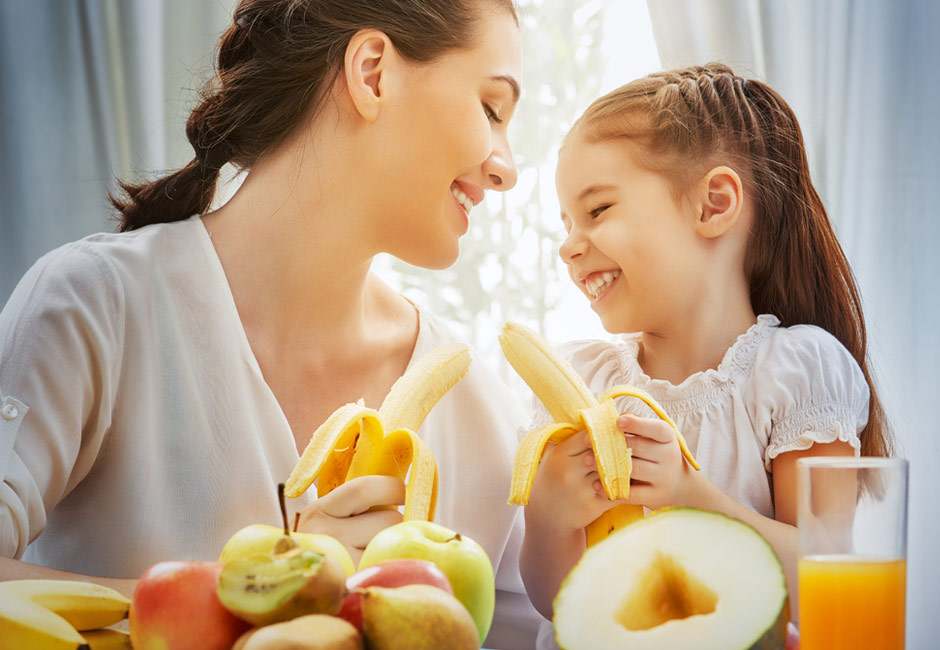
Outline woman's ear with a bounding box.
[343,29,395,122]
[695,166,744,238]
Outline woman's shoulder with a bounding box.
[21,218,201,282]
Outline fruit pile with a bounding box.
[130,516,492,650]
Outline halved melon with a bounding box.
[553,508,789,650]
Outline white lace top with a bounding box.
[530,315,868,519]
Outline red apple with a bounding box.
[129,560,251,650]
[336,558,453,631]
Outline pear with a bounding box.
[359,584,479,650]
[233,614,363,650]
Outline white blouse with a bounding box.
[530,314,869,519]
[0,215,540,646]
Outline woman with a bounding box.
[0,0,539,644]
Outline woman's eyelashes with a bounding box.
[588,204,610,218]
[484,104,503,124]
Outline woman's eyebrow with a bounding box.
[490,74,521,103]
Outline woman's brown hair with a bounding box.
[565,62,890,457]
[111,0,517,232]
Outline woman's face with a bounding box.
[370,9,522,269]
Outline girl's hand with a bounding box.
[616,412,697,511]
[293,475,405,566]
[526,429,620,533]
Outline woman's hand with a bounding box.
[616,412,698,510]
[526,430,621,533]
[293,475,405,566]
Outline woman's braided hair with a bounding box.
[111,0,517,232]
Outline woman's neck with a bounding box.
[200,146,409,359]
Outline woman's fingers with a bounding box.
[295,475,406,563]
[316,475,406,518]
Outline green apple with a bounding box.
[553,507,789,650]
[358,520,495,642]
[219,524,355,577]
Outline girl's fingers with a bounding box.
[626,457,657,484]
[617,413,674,443]
[623,435,665,464]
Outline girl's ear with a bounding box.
[695,166,744,238]
[343,29,395,122]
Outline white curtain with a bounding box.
[0,0,235,298]
[647,0,940,644]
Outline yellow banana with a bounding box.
[81,628,132,650]
[498,322,700,545]
[0,579,129,650]
[285,343,470,522]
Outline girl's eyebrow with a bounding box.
[578,184,617,201]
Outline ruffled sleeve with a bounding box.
[758,325,868,470]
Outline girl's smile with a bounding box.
[581,269,622,302]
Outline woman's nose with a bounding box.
[482,136,518,191]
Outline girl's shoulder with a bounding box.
[752,317,869,421]
[555,336,632,394]
[756,319,863,380]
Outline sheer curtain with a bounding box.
[647,0,940,645]
[0,0,235,298]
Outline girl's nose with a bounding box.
[482,137,518,191]
[559,229,587,262]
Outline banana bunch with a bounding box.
[0,579,131,650]
[284,343,471,522]
[498,322,700,545]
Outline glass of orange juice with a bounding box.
[797,457,908,650]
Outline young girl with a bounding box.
[0,0,540,645]
[520,62,892,638]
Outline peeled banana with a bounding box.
[0,579,130,650]
[498,322,700,545]
[285,343,471,522]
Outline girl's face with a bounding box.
[370,9,522,269]
[555,137,704,335]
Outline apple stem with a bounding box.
[277,482,291,537]
[448,534,462,543]
[293,512,301,533]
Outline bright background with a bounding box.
[1,1,937,645]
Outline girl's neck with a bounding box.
[637,301,757,386]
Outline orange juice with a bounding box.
[799,555,906,650]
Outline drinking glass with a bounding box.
[797,456,908,650]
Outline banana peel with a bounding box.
[284,344,469,522]
[498,322,700,545]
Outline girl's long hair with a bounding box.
[110,0,517,232]
[566,62,890,457]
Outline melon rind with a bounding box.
[553,507,788,650]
